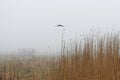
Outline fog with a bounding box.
[0,0,120,53]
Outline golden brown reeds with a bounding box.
[0,33,120,80]
[49,33,120,80]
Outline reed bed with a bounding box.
[50,33,120,80]
[0,33,120,80]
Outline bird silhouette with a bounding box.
[56,24,64,27]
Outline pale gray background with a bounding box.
[0,0,120,53]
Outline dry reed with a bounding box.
[0,33,120,80]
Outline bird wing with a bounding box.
[57,24,64,27]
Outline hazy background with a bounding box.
[0,0,120,54]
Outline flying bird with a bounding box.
[56,24,64,27]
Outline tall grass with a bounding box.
[50,33,120,80]
[0,33,120,80]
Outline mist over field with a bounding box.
[0,0,120,54]
[1,0,120,80]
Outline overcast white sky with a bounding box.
[0,0,120,53]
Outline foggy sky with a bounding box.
[0,0,120,53]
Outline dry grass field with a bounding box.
[0,33,120,80]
